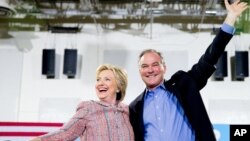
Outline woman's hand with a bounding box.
[29,137,42,141]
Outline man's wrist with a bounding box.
[224,12,237,26]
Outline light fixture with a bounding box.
[48,25,80,33]
[0,0,16,17]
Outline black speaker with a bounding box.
[235,51,249,80]
[42,49,55,78]
[63,49,77,78]
[214,51,228,80]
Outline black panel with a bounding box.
[63,49,77,78]
[235,51,249,80]
[214,51,228,80]
[42,49,55,78]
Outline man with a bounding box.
[129,0,248,141]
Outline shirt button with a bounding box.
[160,129,164,132]
[158,117,161,120]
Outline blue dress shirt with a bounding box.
[143,83,195,141]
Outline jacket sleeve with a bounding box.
[188,29,233,89]
[129,94,145,141]
[41,102,88,141]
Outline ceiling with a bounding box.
[0,0,248,33]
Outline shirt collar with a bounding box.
[95,100,118,107]
[146,82,166,93]
[145,82,166,99]
[95,100,124,112]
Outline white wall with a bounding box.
[1,24,250,124]
[0,41,23,121]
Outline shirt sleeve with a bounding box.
[221,23,235,35]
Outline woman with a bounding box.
[30,64,134,141]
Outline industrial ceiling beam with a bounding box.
[0,15,225,24]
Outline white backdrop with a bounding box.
[0,24,250,125]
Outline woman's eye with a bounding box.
[105,78,110,81]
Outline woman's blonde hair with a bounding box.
[96,64,128,101]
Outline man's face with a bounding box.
[139,52,166,89]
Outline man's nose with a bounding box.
[147,66,154,72]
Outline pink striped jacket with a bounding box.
[41,100,134,141]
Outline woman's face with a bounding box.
[95,70,118,104]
